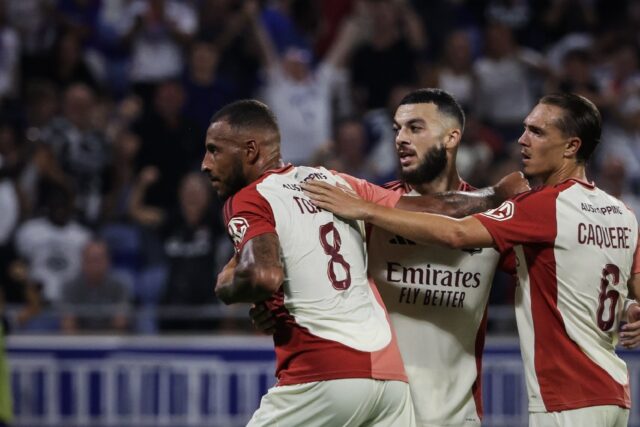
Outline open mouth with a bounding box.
[398,150,416,166]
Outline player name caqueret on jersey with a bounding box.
[577,223,632,249]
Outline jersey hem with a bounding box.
[529,397,631,412]
[276,371,408,387]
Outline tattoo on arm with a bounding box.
[397,187,498,218]
[217,234,284,304]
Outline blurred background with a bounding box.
[0,0,640,425]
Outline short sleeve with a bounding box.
[473,188,559,253]
[337,173,401,208]
[224,188,277,253]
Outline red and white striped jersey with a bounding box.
[223,165,407,386]
[367,180,500,425]
[475,179,639,412]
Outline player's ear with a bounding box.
[245,139,259,164]
[445,128,461,149]
[564,137,581,159]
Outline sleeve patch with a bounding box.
[480,201,515,221]
[228,216,250,248]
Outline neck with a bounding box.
[410,162,462,195]
[247,154,285,183]
[543,162,587,186]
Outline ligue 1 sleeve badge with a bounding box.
[228,217,250,248]
[480,201,515,221]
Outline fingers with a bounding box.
[301,182,338,208]
[620,320,640,348]
[249,304,276,335]
[301,181,334,195]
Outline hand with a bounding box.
[620,303,640,349]
[302,181,372,220]
[249,303,276,335]
[493,171,530,201]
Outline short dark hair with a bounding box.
[399,88,465,131]
[210,99,280,135]
[539,93,601,163]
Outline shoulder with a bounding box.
[511,184,559,204]
[223,184,268,222]
[382,180,410,194]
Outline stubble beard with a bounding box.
[218,157,248,201]
[400,144,448,186]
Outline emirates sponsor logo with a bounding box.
[480,201,514,221]
[228,217,249,249]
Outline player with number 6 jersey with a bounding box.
[476,180,638,414]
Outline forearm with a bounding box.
[365,203,465,247]
[398,187,499,218]
[216,268,276,304]
[216,234,284,304]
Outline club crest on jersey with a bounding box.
[228,217,249,249]
[480,201,514,221]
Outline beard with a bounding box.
[400,144,447,186]
[218,156,248,201]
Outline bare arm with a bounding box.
[396,0,427,51]
[215,233,284,304]
[246,0,279,69]
[128,166,165,227]
[396,171,529,217]
[324,16,363,68]
[303,181,495,249]
[397,187,499,218]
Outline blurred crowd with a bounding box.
[0,0,639,335]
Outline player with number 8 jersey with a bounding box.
[223,164,408,386]
[205,100,418,426]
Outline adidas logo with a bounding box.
[389,236,416,245]
[462,248,483,255]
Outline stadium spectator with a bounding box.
[118,0,197,103]
[251,0,361,164]
[181,41,239,138]
[473,21,546,146]
[15,185,91,304]
[40,83,110,224]
[60,239,131,333]
[350,0,426,111]
[48,31,101,91]
[131,80,199,214]
[422,29,476,111]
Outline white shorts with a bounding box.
[247,378,415,427]
[529,405,629,427]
